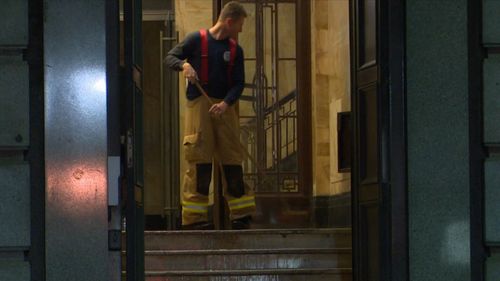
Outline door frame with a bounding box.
[123,0,145,280]
[384,0,408,280]
[468,0,486,280]
[349,0,408,280]
[29,0,46,279]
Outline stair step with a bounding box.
[145,268,352,276]
[143,274,352,281]
[123,229,353,280]
[144,248,352,271]
[145,247,351,255]
[132,268,353,280]
[144,228,351,250]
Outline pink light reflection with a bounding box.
[46,161,108,221]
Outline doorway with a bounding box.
[119,0,408,280]
[139,0,319,230]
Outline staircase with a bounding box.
[137,228,352,281]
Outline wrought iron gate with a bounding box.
[224,0,312,227]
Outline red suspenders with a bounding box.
[199,29,209,85]
[199,29,237,86]
[227,37,237,85]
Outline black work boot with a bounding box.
[181,221,214,230]
[231,216,252,230]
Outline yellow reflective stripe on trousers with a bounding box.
[182,200,210,213]
[228,195,255,204]
[227,196,256,211]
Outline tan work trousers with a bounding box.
[181,96,256,226]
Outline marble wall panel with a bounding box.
[312,0,351,196]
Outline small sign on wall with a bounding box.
[337,112,351,173]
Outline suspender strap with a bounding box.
[228,38,237,85]
[200,29,237,86]
[199,29,209,85]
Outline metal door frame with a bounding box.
[123,0,145,280]
[468,0,486,280]
[29,0,45,279]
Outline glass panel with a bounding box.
[238,1,300,198]
[244,60,257,85]
[278,97,297,173]
[239,88,256,118]
[262,4,274,109]
[359,0,376,67]
[278,3,296,59]
[278,60,296,101]
[240,3,256,58]
[241,59,256,120]
[265,113,275,170]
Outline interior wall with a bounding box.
[311,0,351,197]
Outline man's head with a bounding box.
[218,1,247,38]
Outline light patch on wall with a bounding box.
[70,68,107,96]
[68,68,107,122]
[441,220,470,265]
[46,162,107,220]
[93,78,107,93]
[47,163,106,199]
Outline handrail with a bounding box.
[239,88,297,115]
[264,89,296,115]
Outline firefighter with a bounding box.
[165,1,256,230]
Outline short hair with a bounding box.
[219,1,247,21]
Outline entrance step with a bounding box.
[145,268,352,281]
[124,228,352,281]
[146,248,351,270]
[144,228,351,250]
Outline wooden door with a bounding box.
[351,0,407,280]
[217,0,312,229]
[351,0,384,279]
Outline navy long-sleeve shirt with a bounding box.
[165,30,245,105]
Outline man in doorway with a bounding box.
[165,1,255,230]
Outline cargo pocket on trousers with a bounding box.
[183,133,201,161]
